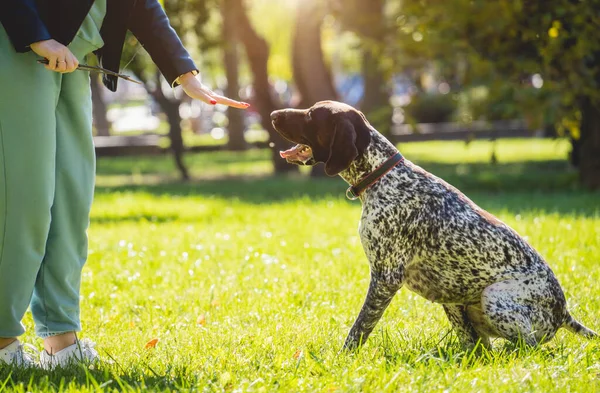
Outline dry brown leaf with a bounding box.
[145,338,159,349]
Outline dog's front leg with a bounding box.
[343,275,400,351]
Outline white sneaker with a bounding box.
[39,339,99,370]
[0,340,38,368]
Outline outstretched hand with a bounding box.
[178,72,250,109]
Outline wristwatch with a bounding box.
[174,70,199,86]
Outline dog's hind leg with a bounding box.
[481,278,563,346]
[443,304,490,349]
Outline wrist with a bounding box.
[175,70,199,86]
[31,38,53,47]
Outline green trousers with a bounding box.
[0,1,106,338]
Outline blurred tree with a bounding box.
[128,54,190,180]
[291,0,337,177]
[222,0,246,151]
[292,0,338,109]
[90,73,111,137]
[332,0,393,135]
[232,0,297,174]
[115,0,219,180]
[393,0,600,189]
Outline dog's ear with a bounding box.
[325,118,359,176]
[354,110,372,154]
[324,110,373,176]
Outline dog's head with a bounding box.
[270,101,372,176]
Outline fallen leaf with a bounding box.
[145,338,159,349]
[293,349,302,359]
[197,314,206,326]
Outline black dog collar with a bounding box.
[346,152,404,200]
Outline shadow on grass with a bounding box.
[0,336,569,392]
[95,149,270,176]
[91,213,181,225]
[0,364,216,392]
[369,328,573,371]
[95,160,600,217]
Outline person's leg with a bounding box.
[30,0,106,361]
[0,24,59,345]
[30,59,96,354]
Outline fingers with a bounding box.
[191,87,218,105]
[180,76,250,109]
[64,52,79,73]
[209,93,251,109]
[55,59,67,73]
[45,56,58,71]
[189,86,250,109]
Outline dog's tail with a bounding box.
[563,313,598,339]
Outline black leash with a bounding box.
[346,152,404,200]
[37,58,142,85]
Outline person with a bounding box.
[0,0,248,369]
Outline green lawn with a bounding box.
[2,138,599,392]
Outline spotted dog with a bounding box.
[270,100,597,350]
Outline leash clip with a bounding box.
[346,186,360,201]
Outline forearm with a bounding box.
[0,0,51,52]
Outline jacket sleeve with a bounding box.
[0,0,52,53]
[128,0,199,87]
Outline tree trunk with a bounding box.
[292,0,337,108]
[152,72,189,181]
[129,64,190,181]
[569,137,580,167]
[357,0,392,136]
[233,0,296,174]
[90,72,111,136]
[333,0,392,135]
[292,0,337,177]
[578,97,600,189]
[222,0,247,151]
[361,46,392,136]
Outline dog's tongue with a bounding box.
[279,144,301,158]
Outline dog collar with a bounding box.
[346,152,404,200]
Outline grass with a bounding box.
[2,138,599,392]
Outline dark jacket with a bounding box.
[0,0,198,91]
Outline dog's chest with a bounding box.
[358,197,414,283]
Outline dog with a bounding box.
[270,100,597,350]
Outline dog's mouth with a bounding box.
[279,144,315,165]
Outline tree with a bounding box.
[90,73,111,137]
[222,0,247,151]
[291,0,338,109]
[291,0,338,177]
[392,0,600,189]
[232,0,297,174]
[113,0,218,180]
[128,55,190,180]
[333,0,393,135]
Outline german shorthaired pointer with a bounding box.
[270,100,597,350]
